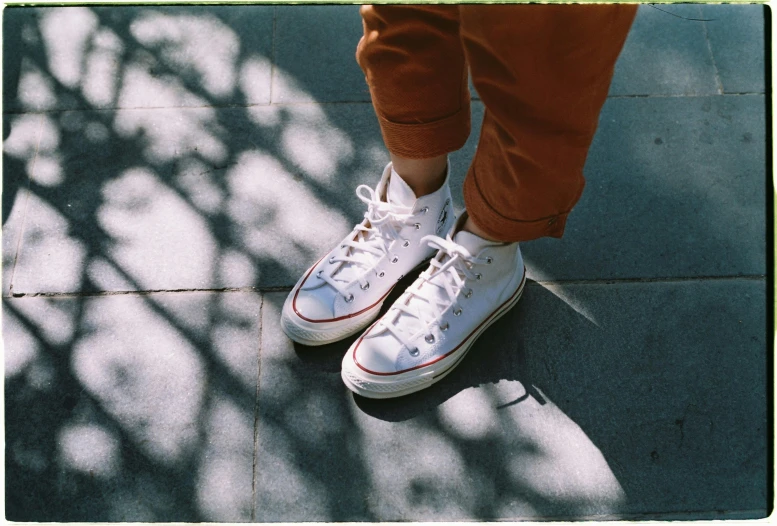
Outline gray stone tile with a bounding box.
[701,4,766,94]
[273,5,368,104]
[254,279,767,520]
[2,187,29,297]
[610,5,719,96]
[3,113,41,296]
[523,94,766,282]
[4,5,273,112]
[4,291,261,521]
[3,8,32,112]
[11,102,390,293]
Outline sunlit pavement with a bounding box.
[2,4,769,522]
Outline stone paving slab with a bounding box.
[3,5,765,113]
[3,290,262,522]
[254,279,767,521]
[7,92,766,295]
[273,5,367,104]
[8,102,387,294]
[522,93,766,282]
[700,4,766,94]
[3,113,41,296]
[3,5,274,113]
[609,4,719,97]
[270,4,761,103]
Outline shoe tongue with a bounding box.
[387,167,416,208]
[452,230,501,255]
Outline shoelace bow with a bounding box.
[317,184,415,299]
[369,234,491,353]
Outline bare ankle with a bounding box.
[461,215,503,243]
[390,154,447,197]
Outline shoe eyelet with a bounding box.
[341,245,346,249]
[420,206,429,214]
[344,294,354,303]
[475,273,482,280]
[391,256,399,264]
[402,240,410,248]
[440,322,449,332]
[409,347,420,357]
[486,257,493,264]
[316,270,323,278]
[453,308,462,316]
[425,334,435,344]
[464,289,473,299]
[329,256,336,264]
[379,271,385,278]
[360,282,370,290]
[414,223,421,230]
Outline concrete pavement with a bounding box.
[2,4,770,521]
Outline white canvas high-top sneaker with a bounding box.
[341,214,525,398]
[281,162,455,346]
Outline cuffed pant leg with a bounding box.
[460,4,637,241]
[357,5,471,159]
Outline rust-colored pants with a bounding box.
[357,5,637,241]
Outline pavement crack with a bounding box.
[6,287,265,299]
[699,9,725,95]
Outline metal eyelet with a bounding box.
[329,256,336,264]
[379,271,385,278]
[402,240,410,248]
[425,334,435,344]
[344,294,354,303]
[360,282,370,290]
[420,206,429,214]
[440,322,449,332]
[453,308,462,316]
[316,270,323,278]
[464,289,473,299]
[341,245,346,249]
[475,273,482,280]
[414,223,421,230]
[391,256,399,264]
[409,347,420,357]
[486,257,493,264]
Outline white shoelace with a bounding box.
[317,184,416,300]
[368,234,491,352]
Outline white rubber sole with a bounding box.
[341,274,526,398]
[280,294,384,346]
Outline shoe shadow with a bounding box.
[352,286,545,422]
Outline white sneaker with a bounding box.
[341,214,525,398]
[281,162,455,346]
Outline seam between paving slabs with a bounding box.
[4,275,767,300]
[250,293,264,523]
[3,92,767,117]
[7,113,43,298]
[494,508,769,522]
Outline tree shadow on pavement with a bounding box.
[2,4,769,523]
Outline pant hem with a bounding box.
[377,105,471,159]
[463,170,572,242]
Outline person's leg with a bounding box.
[357,5,469,197]
[281,5,465,345]
[389,154,448,197]
[342,5,637,399]
[460,4,638,242]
